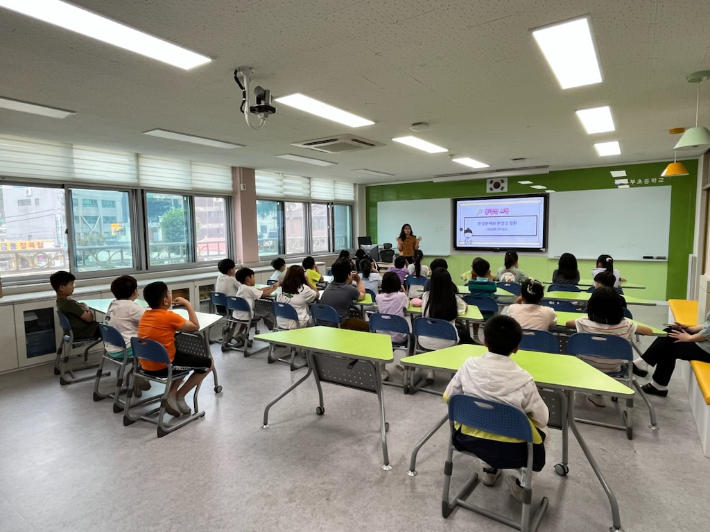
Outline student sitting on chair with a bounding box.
[407,250,430,278]
[302,256,322,290]
[235,268,280,333]
[594,271,627,307]
[215,258,240,296]
[387,255,409,283]
[460,257,495,282]
[137,282,213,417]
[359,258,381,294]
[505,279,557,331]
[466,259,497,297]
[50,270,100,340]
[275,265,318,329]
[551,252,580,285]
[319,258,368,331]
[338,249,357,272]
[591,254,626,287]
[422,258,448,292]
[496,251,528,283]
[375,272,410,343]
[565,287,652,407]
[443,315,549,502]
[270,257,287,283]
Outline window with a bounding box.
[146,192,192,267]
[195,196,228,262]
[257,200,283,257]
[284,202,306,255]
[334,204,352,250]
[310,203,329,253]
[102,199,116,208]
[0,185,68,279]
[70,188,134,272]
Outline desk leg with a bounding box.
[262,350,314,428]
[201,328,222,394]
[408,413,448,477]
[567,391,625,532]
[370,360,391,471]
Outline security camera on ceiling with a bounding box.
[234,67,276,130]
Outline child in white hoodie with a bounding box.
[443,315,549,502]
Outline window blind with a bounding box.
[73,145,138,185]
[282,175,310,197]
[138,155,192,190]
[255,172,284,197]
[0,134,73,181]
[191,162,233,193]
[310,178,335,200]
[334,181,355,201]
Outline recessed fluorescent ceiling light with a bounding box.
[144,129,243,149]
[0,0,211,70]
[274,93,374,127]
[0,96,74,118]
[392,136,448,154]
[618,185,630,189]
[452,157,490,169]
[518,180,533,185]
[352,169,395,177]
[532,17,602,89]
[610,170,627,177]
[530,185,547,189]
[594,141,621,156]
[276,154,335,166]
[576,106,615,134]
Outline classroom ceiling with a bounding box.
[1,0,709,185]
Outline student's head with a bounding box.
[472,258,490,278]
[281,265,307,294]
[483,315,522,356]
[504,251,519,269]
[597,254,614,272]
[355,249,367,261]
[412,250,424,276]
[143,281,170,310]
[111,275,138,300]
[218,258,236,275]
[359,258,373,279]
[394,255,407,269]
[558,253,578,275]
[236,267,255,286]
[430,258,448,271]
[302,256,316,270]
[399,223,414,240]
[271,257,286,272]
[425,267,458,321]
[331,258,353,283]
[471,257,483,270]
[520,279,544,304]
[381,271,402,294]
[587,286,624,325]
[593,271,617,289]
[338,249,351,260]
[49,270,76,296]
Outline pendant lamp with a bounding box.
[661,151,689,177]
[675,70,710,150]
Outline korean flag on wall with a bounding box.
[487,177,507,193]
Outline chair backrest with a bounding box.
[273,301,299,322]
[404,275,427,288]
[369,313,411,335]
[622,307,633,319]
[448,394,533,443]
[462,295,498,314]
[310,304,340,326]
[413,317,458,342]
[567,333,633,362]
[210,291,228,316]
[379,249,395,263]
[496,281,521,296]
[56,311,72,333]
[548,283,581,292]
[586,286,595,293]
[540,300,578,312]
[130,337,171,364]
[365,289,377,301]
[98,322,126,349]
[383,242,393,250]
[266,279,278,286]
[225,296,251,313]
[520,329,559,354]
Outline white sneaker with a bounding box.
[588,394,606,408]
[176,396,191,415]
[506,475,524,503]
[425,369,435,381]
[482,468,501,486]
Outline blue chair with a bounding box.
[93,323,133,412]
[412,317,458,355]
[370,313,411,354]
[623,307,633,319]
[520,329,559,354]
[310,304,340,327]
[210,291,228,316]
[540,300,578,312]
[567,333,657,438]
[496,282,521,296]
[123,338,205,437]
[225,296,265,357]
[54,311,104,385]
[266,279,278,286]
[365,288,378,301]
[442,394,549,531]
[548,284,580,292]
[269,301,307,370]
[404,275,427,288]
[462,295,498,319]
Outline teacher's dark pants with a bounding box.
[641,334,710,386]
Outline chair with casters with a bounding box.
[55,311,104,385]
[496,282,521,296]
[409,318,458,395]
[441,394,549,532]
[540,300,579,313]
[548,284,581,292]
[269,301,307,370]
[224,296,267,357]
[93,323,134,412]
[310,304,341,328]
[567,333,657,439]
[123,338,205,438]
[519,329,559,354]
[370,313,411,389]
[379,248,395,263]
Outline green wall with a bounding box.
[366,160,697,301]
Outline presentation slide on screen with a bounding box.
[455,196,546,250]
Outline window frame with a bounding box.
[193,193,233,264]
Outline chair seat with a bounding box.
[137,368,191,381]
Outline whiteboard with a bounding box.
[548,187,671,260]
[377,198,452,256]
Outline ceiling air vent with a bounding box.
[292,134,384,154]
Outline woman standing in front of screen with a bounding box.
[396,224,421,263]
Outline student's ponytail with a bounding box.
[413,250,423,277]
[504,251,518,269]
[359,258,372,279]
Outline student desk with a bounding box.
[82,298,224,393]
[401,344,633,532]
[553,311,666,336]
[545,291,656,306]
[413,285,516,298]
[543,280,646,289]
[256,285,374,306]
[254,327,394,470]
